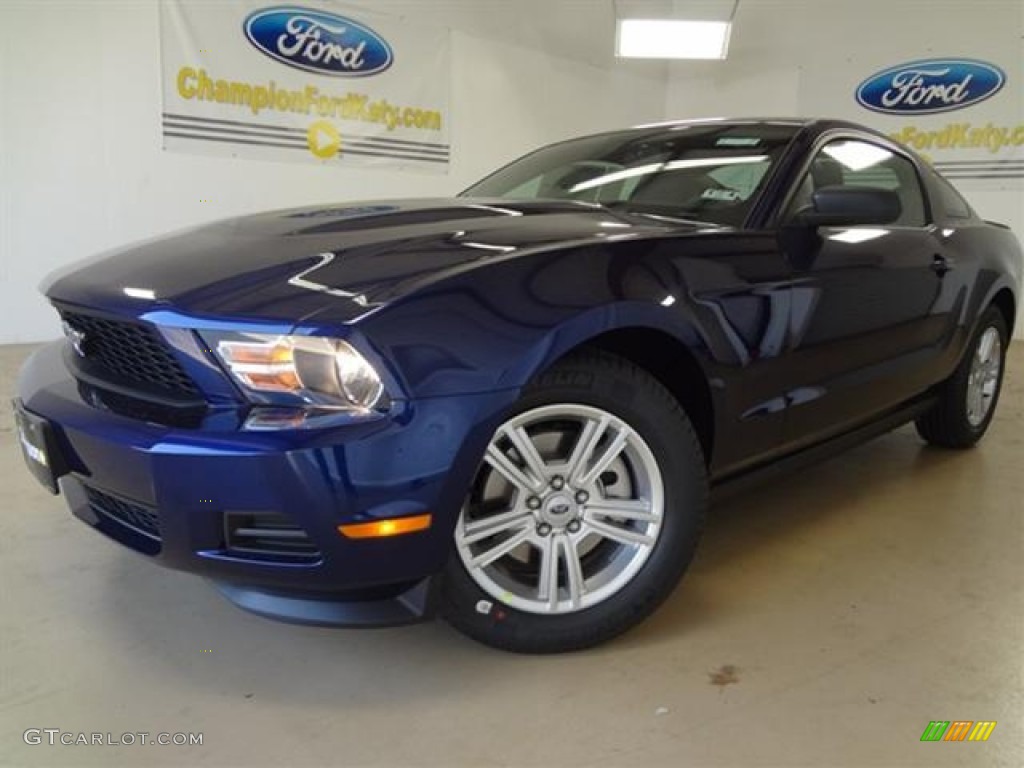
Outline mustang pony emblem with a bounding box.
[61,321,87,357]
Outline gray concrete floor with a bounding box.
[1,342,1022,768]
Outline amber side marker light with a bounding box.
[338,514,433,539]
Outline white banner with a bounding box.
[159,1,451,172]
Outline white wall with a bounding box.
[666,0,1024,337]
[0,0,667,343]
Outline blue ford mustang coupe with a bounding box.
[15,118,1021,652]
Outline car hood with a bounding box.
[44,198,703,325]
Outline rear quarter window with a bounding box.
[930,171,973,219]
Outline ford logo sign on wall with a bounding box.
[856,58,1005,115]
[243,6,393,77]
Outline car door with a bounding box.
[775,136,955,450]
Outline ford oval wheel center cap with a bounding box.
[540,494,578,526]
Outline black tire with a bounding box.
[915,306,1009,449]
[441,349,707,653]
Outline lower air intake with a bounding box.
[84,485,161,542]
[223,512,321,564]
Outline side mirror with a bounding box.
[794,186,902,228]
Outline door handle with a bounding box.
[931,254,955,276]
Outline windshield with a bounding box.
[462,122,800,227]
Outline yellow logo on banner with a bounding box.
[307,120,341,159]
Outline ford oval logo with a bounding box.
[243,6,393,77]
[856,58,1005,115]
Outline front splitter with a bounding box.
[212,578,438,628]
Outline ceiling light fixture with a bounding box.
[616,19,731,59]
[615,0,739,60]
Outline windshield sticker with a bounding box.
[716,137,761,147]
[701,188,741,201]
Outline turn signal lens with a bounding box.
[216,338,300,392]
[338,514,433,539]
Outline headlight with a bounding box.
[203,332,386,411]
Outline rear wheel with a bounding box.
[441,350,707,653]
[916,306,1008,448]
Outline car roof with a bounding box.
[630,117,867,133]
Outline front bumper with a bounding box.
[16,342,514,625]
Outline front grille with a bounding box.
[60,311,200,397]
[84,485,161,542]
[224,512,321,563]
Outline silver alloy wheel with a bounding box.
[966,327,1002,427]
[455,403,664,615]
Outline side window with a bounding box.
[787,139,929,227]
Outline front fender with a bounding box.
[356,241,716,399]
[499,301,710,391]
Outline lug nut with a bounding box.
[574,490,589,504]
[550,475,565,490]
[536,523,553,537]
[567,519,582,534]
[526,496,541,510]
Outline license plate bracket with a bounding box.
[13,401,61,494]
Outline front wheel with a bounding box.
[916,306,1009,449]
[440,350,707,653]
